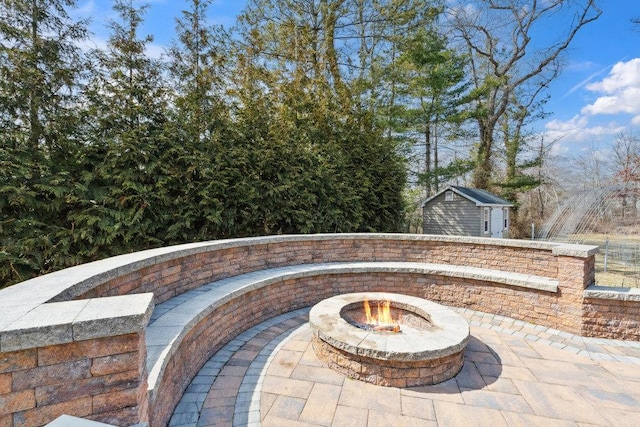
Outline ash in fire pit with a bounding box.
[309,292,469,387]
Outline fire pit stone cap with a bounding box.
[309,292,469,362]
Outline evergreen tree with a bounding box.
[71,0,171,258]
[0,0,89,286]
[231,0,409,233]
[392,27,469,196]
[168,0,227,144]
[163,0,230,241]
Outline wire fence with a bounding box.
[537,185,640,288]
[546,235,640,288]
[597,238,640,288]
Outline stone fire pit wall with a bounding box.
[1,233,636,426]
[309,293,470,387]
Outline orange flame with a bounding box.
[364,299,400,332]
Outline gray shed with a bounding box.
[422,186,513,238]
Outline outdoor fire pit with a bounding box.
[309,292,469,387]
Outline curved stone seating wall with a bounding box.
[2,233,639,427]
[55,234,563,304]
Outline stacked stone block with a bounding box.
[0,293,152,426]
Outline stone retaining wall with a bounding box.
[60,235,563,305]
[582,286,640,340]
[0,333,148,426]
[2,233,636,427]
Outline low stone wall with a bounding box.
[54,234,565,305]
[583,286,640,340]
[0,333,147,426]
[1,233,632,427]
[0,294,152,426]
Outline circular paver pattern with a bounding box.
[169,307,640,427]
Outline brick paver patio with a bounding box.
[169,308,640,427]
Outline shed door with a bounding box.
[490,208,503,238]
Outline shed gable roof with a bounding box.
[422,186,513,207]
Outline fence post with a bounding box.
[604,238,609,273]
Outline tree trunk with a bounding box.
[473,119,494,189]
[425,124,431,196]
[453,0,601,192]
[434,122,439,193]
[29,0,41,151]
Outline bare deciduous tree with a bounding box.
[611,132,640,221]
[447,0,602,190]
[611,132,640,184]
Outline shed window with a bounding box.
[445,191,454,201]
[483,207,490,233]
[503,208,509,229]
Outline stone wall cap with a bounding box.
[585,285,640,302]
[265,262,559,293]
[551,243,599,258]
[0,293,154,352]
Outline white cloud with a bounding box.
[586,59,640,92]
[444,0,479,22]
[74,0,95,17]
[545,115,625,143]
[543,58,640,153]
[145,43,166,60]
[549,142,569,157]
[561,62,610,98]
[581,58,640,116]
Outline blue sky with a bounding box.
[77,1,640,158]
[540,1,640,157]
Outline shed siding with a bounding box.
[423,191,480,236]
